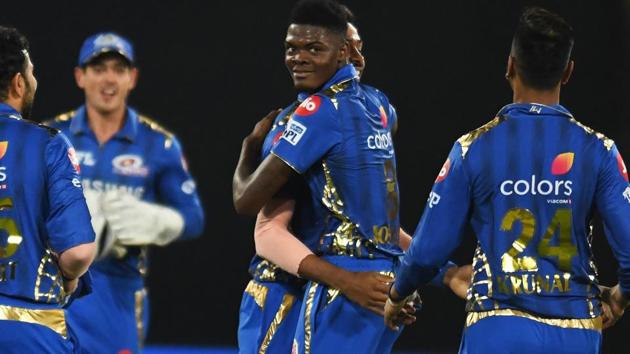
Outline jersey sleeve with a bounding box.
[595,144,630,297]
[156,136,205,240]
[45,133,95,253]
[271,95,342,173]
[395,142,472,297]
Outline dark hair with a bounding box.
[511,7,574,90]
[339,4,355,24]
[289,0,347,37]
[0,26,29,101]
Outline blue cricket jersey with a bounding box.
[395,103,630,319]
[0,103,94,309]
[46,106,204,284]
[270,64,402,260]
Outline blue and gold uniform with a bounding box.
[266,64,403,354]
[47,106,204,354]
[238,101,308,354]
[394,103,630,353]
[0,103,94,353]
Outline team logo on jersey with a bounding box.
[624,187,630,204]
[294,96,321,116]
[435,158,451,183]
[282,120,307,146]
[0,141,8,160]
[112,154,149,177]
[67,148,81,173]
[551,152,574,175]
[379,105,388,128]
[617,152,628,182]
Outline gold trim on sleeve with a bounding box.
[138,115,174,149]
[245,280,269,309]
[258,294,296,354]
[466,309,602,331]
[0,305,67,338]
[567,118,615,151]
[457,116,506,158]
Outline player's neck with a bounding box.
[512,81,561,107]
[85,104,126,145]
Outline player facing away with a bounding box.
[232,1,461,352]
[0,26,96,353]
[45,32,205,354]
[384,7,630,354]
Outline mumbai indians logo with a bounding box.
[94,34,126,51]
[112,154,149,177]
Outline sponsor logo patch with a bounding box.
[551,152,574,175]
[76,150,96,167]
[617,152,628,182]
[427,191,441,208]
[68,148,81,173]
[366,131,393,151]
[281,121,307,146]
[379,105,388,128]
[295,96,321,116]
[0,141,8,160]
[112,154,149,177]
[624,187,630,204]
[181,179,196,194]
[436,158,451,183]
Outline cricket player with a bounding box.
[385,7,630,354]
[46,32,205,354]
[0,26,96,353]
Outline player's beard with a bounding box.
[20,79,35,120]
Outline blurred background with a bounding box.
[2,0,630,353]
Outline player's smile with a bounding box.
[285,24,347,92]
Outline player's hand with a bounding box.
[444,264,472,299]
[338,271,392,316]
[384,290,418,331]
[244,109,281,150]
[62,277,78,295]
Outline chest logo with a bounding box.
[112,154,149,177]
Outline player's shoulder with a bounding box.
[564,116,615,152]
[456,115,507,159]
[43,110,76,129]
[6,116,61,140]
[136,113,177,150]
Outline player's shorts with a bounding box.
[66,269,149,354]
[0,306,78,353]
[459,310,602,354]
[238,279,303,354]
[292,256,403,354]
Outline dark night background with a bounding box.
[2,1,630,352]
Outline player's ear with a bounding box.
[9,72,25,99]
[338,39,349,67]
[505,55,516,81]
[561,60,574,85]
[74,67,85,89]
[128,67,139,90]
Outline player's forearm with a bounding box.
[232,138,262,215]
[58,242,96,280]
[298,255,353,290]
[177,204,205,241]
[255,199,313,275]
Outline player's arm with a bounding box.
[101,136,205,246]
[595,145,630,325]
[256,198,401,316]
[45,133,96,293]
[234,97,342,216]
[385,142,472,329]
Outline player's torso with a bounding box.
[0,112,66,308]
[466,103,604,318]
[49,107,166,281]
[305,83,402,258]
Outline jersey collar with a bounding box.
[70,105,140,142]
[497,102,573,119]
[297,64,358,100]
[0,103,22,120]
